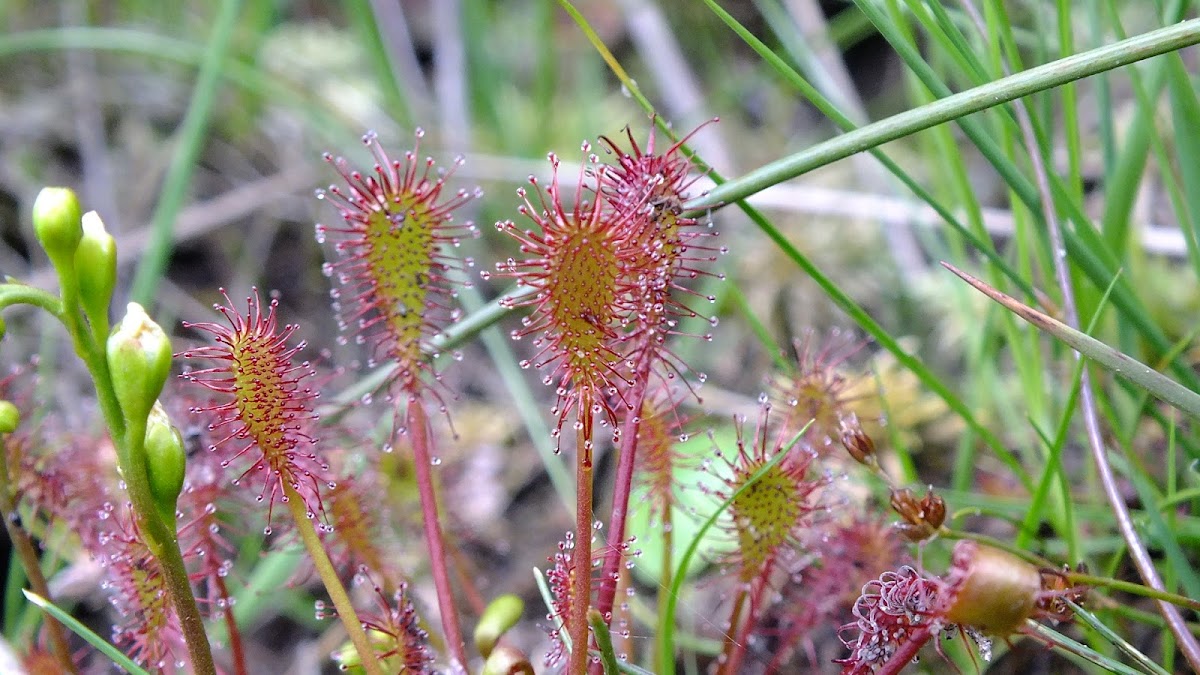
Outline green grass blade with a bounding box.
[23,589,152,675]
[1025,620,1159,675]
[657,423,808,673]
[345,0,413,126]
[1070,600,1172,675]
[944,263,1200,423]
[1114,452,1200,598]
[3,552,26,638]
[130,0,243,306]
[704,0,1036,301]
[1014,277,1123,555]
[1166,54,1200,279]
[752,0,1200,402]
[687,18,1200,212]
[589,609,621,675]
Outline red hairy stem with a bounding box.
[406,401,469,670]
[724,571,772,672]
[593,367,650,625]
[213,575,247,675]
[569,399,596,675]
[875,625,933,675]
[725,575,773,675]
[717,588,749,675]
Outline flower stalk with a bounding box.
[570,416,596,675]
[592,374,647,626]
[282,481,385,675]
[318,132,481,669]
[16,190,219,674]
[406,401,468,670]
[181,290,378,674]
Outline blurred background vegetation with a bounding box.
[3,1,1200,673]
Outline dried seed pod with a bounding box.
[890,487,945,542]
[919,488,946,530]
[838,412,877,467]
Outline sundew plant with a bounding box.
[2,2,1200,674]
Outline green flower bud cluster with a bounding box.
[31,187,119,339]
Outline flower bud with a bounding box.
[32,187,83,270]
[107,303,173,426]
[838,413,876,467]
[942,540,1040,635]
[0,400,18,434]
[474,593,524,658]
[144,402,186,527]
[481,645,534,675]
[74,211,117,334]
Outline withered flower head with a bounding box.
[890,486,946,542]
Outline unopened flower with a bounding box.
[838,412,877,468]
[179,289,332,531]
[75,210,117,333]
[32,187,83,272]
[143,402,186,528]
[474,593,525,658]
[316,130,479,399]
[107,302,173,427]
[482,645,535,675]
[0,400,17,434]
